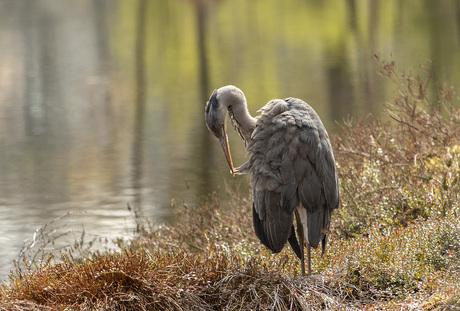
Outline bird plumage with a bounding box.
[236,97,339,255]
[205,86,339,275]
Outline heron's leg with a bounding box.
[294,210,305,277]
[306,243,312,276]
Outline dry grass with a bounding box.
[1,57,460,310]
[2,249,347,310]
[2,209,458,310]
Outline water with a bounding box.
[0,0,459,281]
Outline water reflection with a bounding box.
[0,0,459,281]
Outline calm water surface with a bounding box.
[0,0,459,281]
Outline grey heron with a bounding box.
[205,85,339,276]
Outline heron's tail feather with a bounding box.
[306,207,332,251]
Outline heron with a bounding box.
[205,85,339,276]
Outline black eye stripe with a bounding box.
[205,89,218,115]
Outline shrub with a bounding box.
[333,56,460,237]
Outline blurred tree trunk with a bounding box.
[132,0,147,208]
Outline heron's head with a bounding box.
[205,88,235,175]
[205,89,225,137]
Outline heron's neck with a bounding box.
[227,100,256,143]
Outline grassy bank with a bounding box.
[1,59,459,310]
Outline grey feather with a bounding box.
[241,97,339,255]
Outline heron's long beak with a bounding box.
[219,125,235,176]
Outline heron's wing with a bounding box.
[285,98,339,250]
[245,98,339,255]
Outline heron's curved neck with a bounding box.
[226,97,256,143]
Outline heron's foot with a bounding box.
[234,164,250,175]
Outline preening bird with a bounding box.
[205,85,339,276]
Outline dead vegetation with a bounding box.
[333,55,460,238]
[1,57,460,310]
